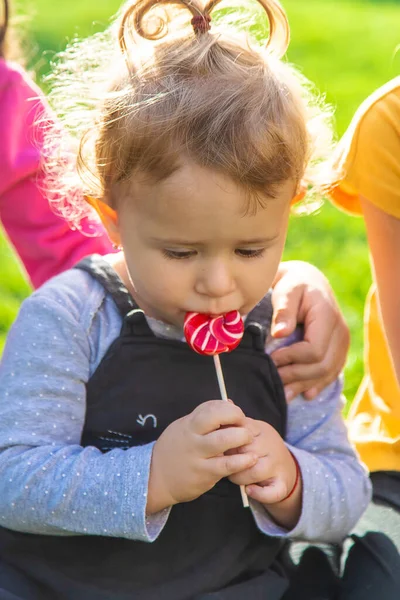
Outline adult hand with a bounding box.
[146,400,257,514]
[270,261,349,401]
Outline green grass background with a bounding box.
[1,0,400,403]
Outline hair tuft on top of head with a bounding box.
[42,0,336,230]
[191,13,211,35]
[118,0,289,59]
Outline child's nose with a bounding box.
[196,261,236,299]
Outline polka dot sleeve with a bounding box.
[0,290,169,542]
[249,336,373,543]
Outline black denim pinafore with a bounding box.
[0,255,289,600]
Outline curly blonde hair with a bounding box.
[43,0,335,226]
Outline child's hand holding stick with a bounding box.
[147,400,257,514]
[184,311,249,507]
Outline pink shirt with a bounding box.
[0,59,112,288]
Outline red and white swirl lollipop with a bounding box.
[184,310,248,507]
[184,310,244,356]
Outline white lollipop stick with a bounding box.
[213,355,249,508]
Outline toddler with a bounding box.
[0,1,371,598]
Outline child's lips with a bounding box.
[187,308,243,318]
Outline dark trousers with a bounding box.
[1,474,399,600]
[282,471,400,600]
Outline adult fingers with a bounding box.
[281,370,341,402]
[270,278,304,338]
[283,378,330,402]
[302,306,349,370]
[277,360,332,387]
[272,282,348,372]
[271,339,323,369]
[271,261,336,340]
[271,310,342,366]
[276,326,346,401]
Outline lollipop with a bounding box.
[184,310,249,507]
[184,311,244,355]
[184,311,244,399]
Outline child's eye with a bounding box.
[162,249,197,260]
[235,248,266,259]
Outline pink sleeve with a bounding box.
[0,60,113,289]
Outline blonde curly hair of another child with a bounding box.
[42,0,337,228]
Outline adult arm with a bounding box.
[328,81,400,385]
[0,60,112,288]
[360,197,400,384]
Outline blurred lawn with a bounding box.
[1,0,400,403]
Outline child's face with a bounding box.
[116,160,293,326]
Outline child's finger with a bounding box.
[232,422,273,456]
[200,426,254,458]
[190,400,246,435]
[234,436,265,456]
[244,417,261,437]
[229,456,270,485]
[208,452,258,479]
[246,480,287,505]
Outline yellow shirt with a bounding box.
[330,78,400,472]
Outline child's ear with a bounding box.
[85,196,121,246]
[291,187,306,206]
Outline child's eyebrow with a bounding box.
[150,236,278,245]
[236,237,279,245]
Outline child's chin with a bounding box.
[159,311,185,328]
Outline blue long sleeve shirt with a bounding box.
[0,267,371,543]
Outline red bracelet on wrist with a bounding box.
[281,453,300,502]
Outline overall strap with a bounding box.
[74,254,137,318]
[244,291,273,351]
[75,254,157,338]
[75,255,155,337]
